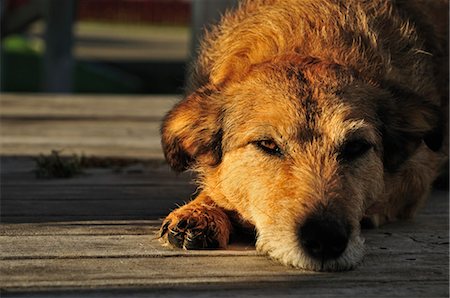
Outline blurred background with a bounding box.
[0,0,238,159]
[1,0,237,94]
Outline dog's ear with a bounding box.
[161,85,223,172]
[379,83,441,172]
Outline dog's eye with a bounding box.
[340,139,373,161]
[255,140,283,156]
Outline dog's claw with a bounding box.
[167,228,185,248]
[160,220,171,237]
[176,218,188,229]
[163,217,220,249]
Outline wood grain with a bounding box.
[0,95,448,297]
[0,94,179,158]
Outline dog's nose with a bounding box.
[299,216,350,260]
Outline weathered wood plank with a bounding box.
[1,162,190,187]
[1,185,194,200]
[0,221,159,236]
[0,94,178,119]
[0,222,446,259]
[0,94,179,158]
[1,197,185,221]
[2,119,161,137]
[1,282,447,298]
[1,119,163,158]
[0,253,447,291]
[0,236,256,260]
[0,193,447,294]
[0,156,196,222]
[1,160,193,186]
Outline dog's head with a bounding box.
[161,56,440,271]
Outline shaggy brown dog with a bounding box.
[159,0,448,271]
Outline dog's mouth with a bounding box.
[256,233,365,272]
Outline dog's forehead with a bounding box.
[222,74,374,150]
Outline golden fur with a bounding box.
[159,0,448,271]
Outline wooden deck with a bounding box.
[0,94,449,297]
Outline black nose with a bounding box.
[299,216,350,260]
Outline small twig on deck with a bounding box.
[33,150,84,179]
[33,150,167,179]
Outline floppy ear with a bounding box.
[379,83,441,172]
[161,85,223,172]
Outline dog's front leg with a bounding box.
[159,192,232,249]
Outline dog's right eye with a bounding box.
[254,140,283,157]
[339,139,373,161]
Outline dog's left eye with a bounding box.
[255,140,283,156]
[339,139,373,161]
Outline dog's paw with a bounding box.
[159,203,232,249]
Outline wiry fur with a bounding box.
[159,0,448,271]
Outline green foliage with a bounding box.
[2,35,43,54]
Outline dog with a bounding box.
[159,0,448,271]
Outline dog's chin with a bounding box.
[255,232,365,272]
